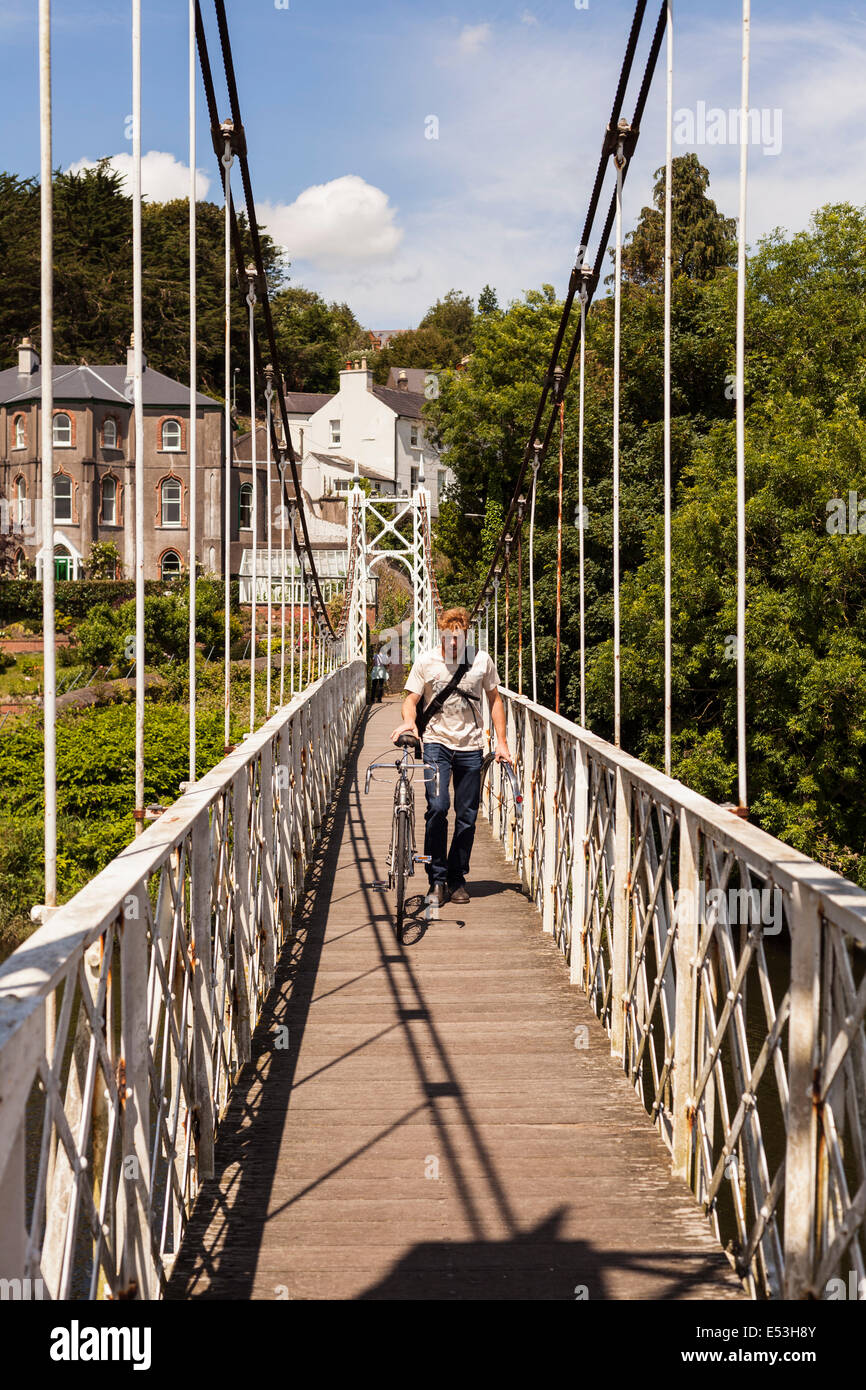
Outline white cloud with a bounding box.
[66,150,211,202]
[457,23,491,55]
[520,10,538,25]
[282,11,866,327]
[259,175,403,268]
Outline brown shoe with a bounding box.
[449,884,470,904]
[427,883,447,907]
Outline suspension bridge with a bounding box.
[0,0,865,1305]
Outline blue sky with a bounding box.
[2,1,865,326]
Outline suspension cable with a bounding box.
[613,134,626,748]
[517,502,524,695]
[578,271,589,727]
[194,7,329,641]
[220,118,233,751]
[39,0,56,905]
[529,442,540,703]
[188,0,198,783]
[663,0,673,776]
[736,0,750,811]
[132,0,146,831]
[555,403,565,714]
[209,0,339,642]
[470,1,667,627]
[279,464,286,705]
[246,265,257,734]
[289,506,296,697]
[265,365,274,716]
[504,540,511,689]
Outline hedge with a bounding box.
[0,578,240,624]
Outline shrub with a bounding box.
[77,604,124,670]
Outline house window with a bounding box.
[15,477,26,529]
[238,481,253,529]
[102,417,118,448]
[410,424,420,449]
[53,413,72,447]
[161,550,182,581]
[160,477,182,527]
[410,466,419,491]
[329,419,341,447]
[14,548,26,576]
[334,478,351,493]
[161,418,182,451]
[53,473,72,522]
[101,476,117,525]
[438,469,447,500]
[13,415,26,449]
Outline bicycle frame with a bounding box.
[364,745,440,890]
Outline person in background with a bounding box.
[370,647,388,703]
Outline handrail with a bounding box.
[0,660,366,1299]
[483,685,866,1299]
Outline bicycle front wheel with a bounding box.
[394,810,407,936]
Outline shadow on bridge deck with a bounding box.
[167,700,743,1302]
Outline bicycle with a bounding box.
[365,733,440,936]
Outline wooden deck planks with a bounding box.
[167,699,743,1302]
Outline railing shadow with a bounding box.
[167,703,737,1301]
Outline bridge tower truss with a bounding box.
[346,482,441,667]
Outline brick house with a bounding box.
[0,338,223,582]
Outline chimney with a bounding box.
[17,337,39,375]
[397,369,409,392]
[340,361,373,396]
[126,333,147,377]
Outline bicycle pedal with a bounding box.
[413,854,431,863]
[370,880,389,890]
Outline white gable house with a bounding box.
[284,362,452,515]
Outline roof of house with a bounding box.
[386,367,428,394]
[282,383,425,421]
[0,363,220,409]
[306,451,393,482]
[283,391,334,414]
[371,385,425,419]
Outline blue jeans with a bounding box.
[423,743,483,888]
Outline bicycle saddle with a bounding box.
[396,733,422,756]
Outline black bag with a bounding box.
[415,657,470,738]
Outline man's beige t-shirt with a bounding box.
[405,644,500,752]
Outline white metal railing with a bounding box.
[483,687,866,1300]
[0,660,365,1299]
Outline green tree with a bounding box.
[477,284,500,316]
[0,163,285,402]
[371,289,476,384]
[620,153,736,286]
[271,286,365,392]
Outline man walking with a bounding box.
[391,607,512,906]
